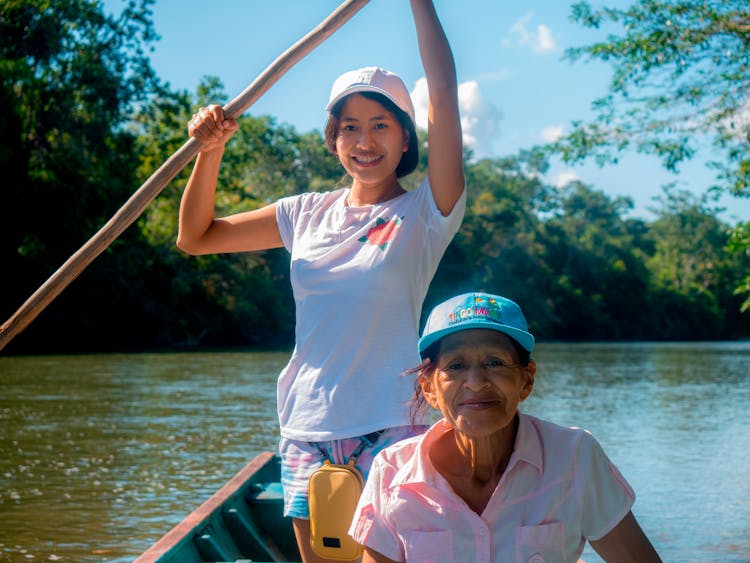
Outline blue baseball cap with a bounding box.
[418,292,535,357]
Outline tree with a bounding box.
[728,221,750,312]
[645,186,747,337]
[553,0,750,309]
[0,0,162,351]
[536,182,652,339]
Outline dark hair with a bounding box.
[324,91,419,178]
[420,335,531,366]
[406,358,436,429]
[408,333,532,428]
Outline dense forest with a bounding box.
[1,0,748,354]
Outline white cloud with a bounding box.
[411,78,502,160]
[535,24,556,54]
[554,170,580,188]
[509,12,558,54]
[540,123,565,143]
[459,81,503,158]
[411,77,431,131]
[719,96,750,139]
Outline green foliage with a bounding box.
[645,187,741,336]
[538,183,645,338]
[1,0,747,353]
[562,1,750,183]
[728,221,750,311]
[553,0,750,306]
[0,0,164,351]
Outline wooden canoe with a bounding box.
[135,451,302,563]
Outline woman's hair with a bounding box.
[324,91,419,178]
[405,358,437,429]
[407,334,532,428]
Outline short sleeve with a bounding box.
[349,454,404,561]
[274,194,298,252]
[421,177,465,236]
[577,431,636,540]
[410,178,465,272]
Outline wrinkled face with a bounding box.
[334,94,409,185]
[422,330,535,438]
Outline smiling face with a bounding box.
[422,329,535,438]
[332,93,409,189]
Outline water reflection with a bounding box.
[1,352,283,562]
[527,342,750,562]
[1,343,749,562]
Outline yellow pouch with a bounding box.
[308,459,365,561]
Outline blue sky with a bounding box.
[106,0,750,223]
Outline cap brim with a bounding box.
[419,322,535,357]
[325,85,416,128]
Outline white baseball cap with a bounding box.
[326,66,416,127]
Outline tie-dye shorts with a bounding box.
[279,425,427,519]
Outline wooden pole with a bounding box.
[0,0,370,352]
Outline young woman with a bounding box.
[177,2,464,561]
[350,292,662,563]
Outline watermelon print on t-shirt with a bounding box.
[358,216,403,250]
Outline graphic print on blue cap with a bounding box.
[418,292,535,357]
[447,293,506,326]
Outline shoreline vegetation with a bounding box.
[2,1,748,355]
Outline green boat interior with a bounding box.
[190,481,300,563]
[137,453,303,563]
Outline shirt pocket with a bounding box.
[516,523,566,563]
[401,529,454,563]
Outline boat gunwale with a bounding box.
[134,451,277,563]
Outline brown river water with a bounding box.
[1,343,749,562]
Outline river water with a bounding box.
[1,342,748,562]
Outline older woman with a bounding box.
[350,292,662,562]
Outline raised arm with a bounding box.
[409,0,464,216]
[177,104,283,255]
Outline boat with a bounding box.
[135,451,302,563]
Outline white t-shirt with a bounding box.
[350,414,636,562]
[275,178,465,441]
